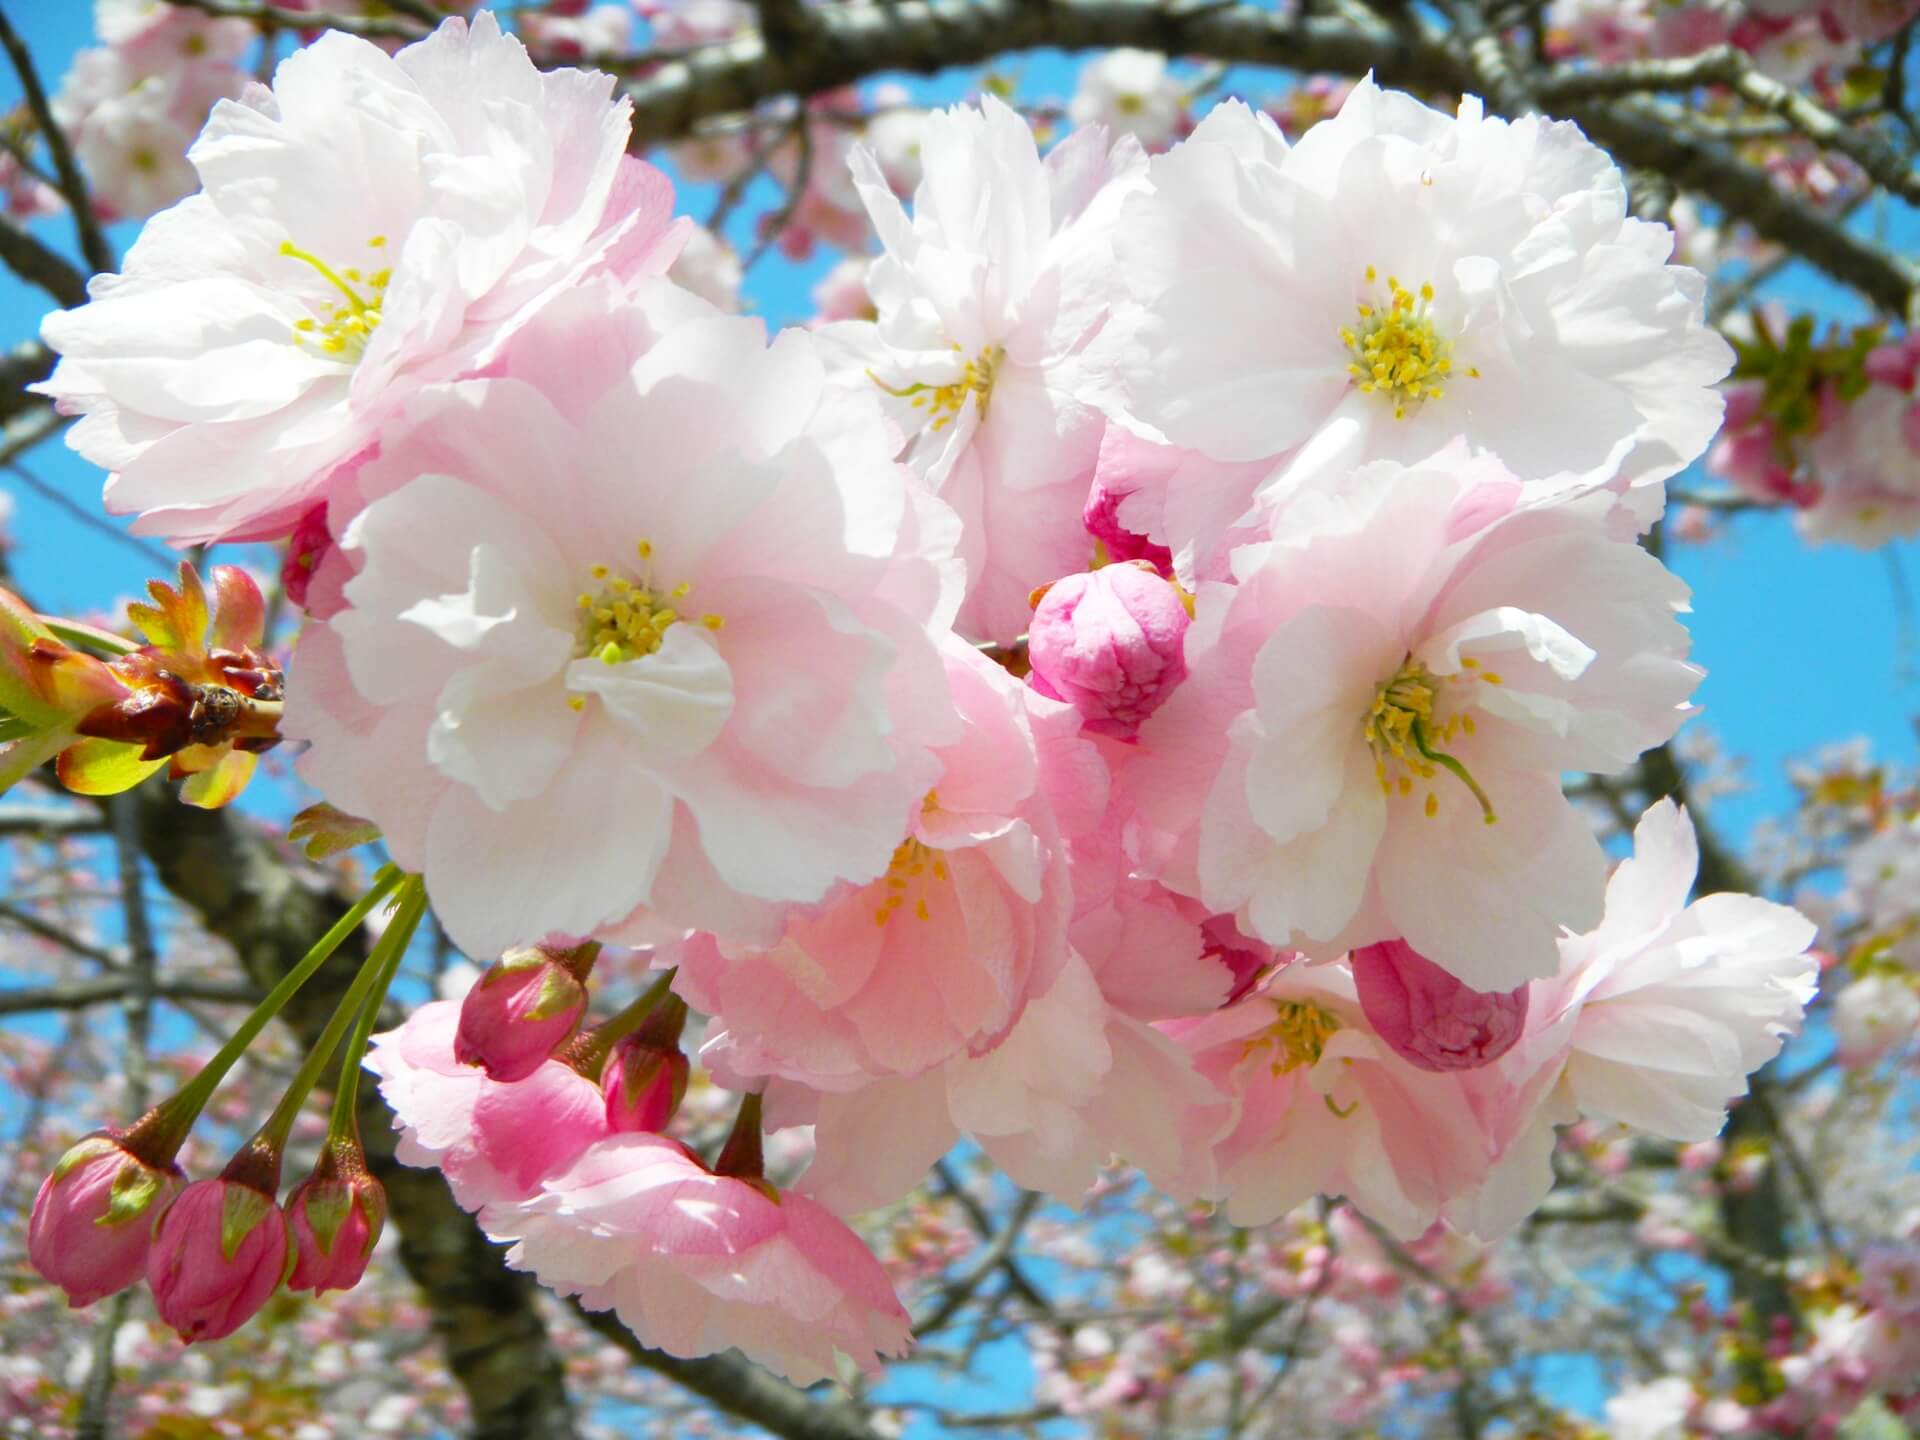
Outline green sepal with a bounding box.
[98,1160,167,1229]
[219,1184,274,1262]
[524,967,586,1022]
[300,1184,354,1258]
[50,1134,123,1184]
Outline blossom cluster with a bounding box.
[20,10,1823,1387]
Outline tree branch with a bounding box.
[0,8,113,279]
[577,1307,887,1440]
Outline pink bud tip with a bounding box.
[147,1179,291,1343]
[286,1146,386,1295]
[29,1133,184,1308]
[1350,939,1529,1073]
[455,944,593,1083]
[1027,563,1190,738]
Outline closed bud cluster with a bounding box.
[456,940,600,1083]
[602,995,691,1133]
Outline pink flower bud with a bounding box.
[604,996,691,1133]
[147,1178,291,1342]
[455,940,598,1083]
[285,1141,386,1295]
[1083,479,1174,571]
[28,1133,184,1307]
[1350,939,1529,1072]
[1027,563,1190,738]
[1719,380,1766,432]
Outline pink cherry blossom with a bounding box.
[1097,80,1730,515]
[822,95,1146,641]
[364,1000,610,1220]
[283,303,961,956]
[602,997,691,1133]
[679,641,1085,1090]
[487,1133,912,1385]
[39,15,685,544]
[1130,444,1700,991]
[1169,961,1494,1240]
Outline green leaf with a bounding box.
[287,802,383,860]
[55,736,167,796]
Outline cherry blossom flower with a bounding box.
[487,1133,912,1384]
[1069,50,1188,150]
[285,307,960,956]
[29,1133,184,1307]
[147,1178,291,1343]
[1027,561,1191,738]
[1130,445,1700,992]
[1453,800,1816,1237]
[39,14,684,544]
[1169,961,1495,1240]
[824,95,1145,641]
[1801,385,1920,546]
[1096,81,1730,531]
[677,642,1084,1090]
[364,1000,610,1221]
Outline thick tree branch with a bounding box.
[618,0,1915,318]
[164,0,430,40]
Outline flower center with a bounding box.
[1246,999,1343,1076]
[568,540,724,711]
[281,236,391,363]
[1363,656,1499,824]
[870,344,1004,433]
[1340,268,1474,420]
[873,793,949,926]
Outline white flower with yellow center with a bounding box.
[39,14,683,545]
[1096,81,1731,544]
[1131,445,1701,992]
[821,95,1147,643]
[286,309,963,957]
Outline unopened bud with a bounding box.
[286,1139,386,1295]
[29,1132,184,1308]
[147,1177,291,1343]
[456,940,599,1082]
[1027,562,1190,738]
[603,995,691,1133]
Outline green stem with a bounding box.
[325,881,422,1146]
[160,867,403,1139]
[258,877,425,1154]
[554,968,678,1082]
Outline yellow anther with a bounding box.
[1364,656,1498,825]
[637,539,653,559]
[701,614,725,631]
[1425,792,1439,818]
[280,237,392,363]
[1244,1000,1343,1077]
[869,344,1006,433]
[368,235,387,247]
[1341,269,1471,419]
[567,695,586,713]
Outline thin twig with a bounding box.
[0,8,113,278]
